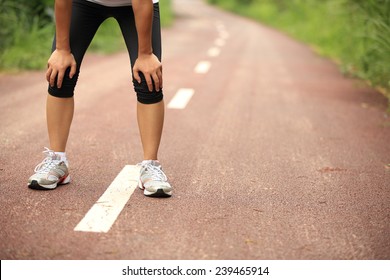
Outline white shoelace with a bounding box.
[34,147,59,174]
[141,163,167,182]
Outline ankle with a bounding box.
[54,151,69,166]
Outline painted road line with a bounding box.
[215,21,225,31]
[207,47,221,57]
[194,61,211,74]
[214,38,226,47]
[74,165,139,233]
[167,88,195,109]
[219,30,230,40]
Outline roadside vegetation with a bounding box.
[0,0,173,72]
[208,0,390,106]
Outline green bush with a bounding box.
[0,0,54,70]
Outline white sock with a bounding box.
[142,159,160,167]
[54,152,68,166]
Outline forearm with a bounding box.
[54,0,72,51]
[132,0,154,55]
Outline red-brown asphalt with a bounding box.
[0,0,389,260]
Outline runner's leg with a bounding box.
[116,3,164,160]
[47,0,106,152]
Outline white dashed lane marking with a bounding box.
[167,88,195,109]
[214,38,226,47]
[194,61,211,74]
[219,30,230,39]
[167,22,228,110]
[74,165,139,233]
[215,21,225,31]
[207,47,221,57]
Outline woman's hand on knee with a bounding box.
[46,49,77,88]
[133,53,163,92]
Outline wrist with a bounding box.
[138,49,153,56]
[55,39,71,52]
[56,46,71,52]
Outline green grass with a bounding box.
[208,0,390,106]
[0,0,174,71]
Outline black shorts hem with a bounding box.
[48,86,74,98]
[137,94,164,104]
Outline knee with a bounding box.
[133,76,164,104]
[48,68,79,98]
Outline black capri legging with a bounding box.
[49,0,163,104]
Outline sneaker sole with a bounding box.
[144,188,172,198]
[138,180,172,198]
[28,175,71,190]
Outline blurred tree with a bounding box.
[0,0,53,52]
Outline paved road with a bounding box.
[0,0,389,259]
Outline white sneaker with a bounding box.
[28,148,70,190]
[138,160,172,197]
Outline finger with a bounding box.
[133,69,141,84]
[49,69,58,87]
[145,75,153,92]
[157,68,163,89]
[69,62,77,79]
[57,69,65,88]
[46,68,52,84]
[152,73,160,92]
